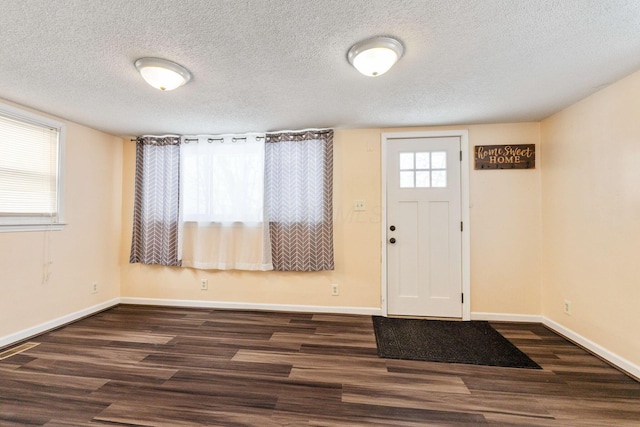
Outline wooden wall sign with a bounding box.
[475,144,535,169]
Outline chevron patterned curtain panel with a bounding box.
[129,136,182,266]
[265,130,334,271]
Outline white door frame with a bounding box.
[381,130,471,320]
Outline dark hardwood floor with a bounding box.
[1,305,639,426]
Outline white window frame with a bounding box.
[0,101,66,232]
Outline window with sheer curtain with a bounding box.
[178,134,272,271]
[130,130,334,272]
[181,135,265,223]
[0,102,65,232]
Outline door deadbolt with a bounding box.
[390,225,396,231]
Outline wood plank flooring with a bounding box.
[0,305,639,426]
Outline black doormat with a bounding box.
[372,316,541,369]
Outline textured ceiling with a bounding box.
[1,0,640,137]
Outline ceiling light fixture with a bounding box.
[134,57,192,91]
[347,36,404,77]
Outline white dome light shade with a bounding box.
[134,58,192,91]
[347,37,404,77]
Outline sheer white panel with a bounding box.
[0,110,61,227]
[179,134,272,271]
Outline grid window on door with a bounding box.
[399,151,447,188]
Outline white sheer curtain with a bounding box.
[178,134,272,270]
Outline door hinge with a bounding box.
[460,221,463,232]
[460,150,462,161]
[461,293,464,303]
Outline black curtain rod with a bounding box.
[130,130,330,142]
[130,136,263,142]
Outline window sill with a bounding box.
[0,223,67,233]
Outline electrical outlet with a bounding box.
[353,200,366,211]
[200,279,208,291]
[91,282,98,294]
[563,300,572,315]
[331,284,339,296]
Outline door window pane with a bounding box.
[431,152,447,169]
[399,152,414,170]
[415,152,430,169]
[416,171,430,188]
[400,171,414,188]
[398,150,448,189]
[431,170,447,188]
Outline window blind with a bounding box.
[0,113,60,220]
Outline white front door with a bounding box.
[386,135,463,318]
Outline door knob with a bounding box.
[389,238,396,244]
[390,225,396,231]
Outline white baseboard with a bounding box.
[120,297,382,316]
[0,297,378,351]
[0,298,120,349]
[472,311,640,380]
[542,317,640,381]
[471,312,542,323]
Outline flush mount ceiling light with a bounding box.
[347,36,404,77]
[134,57,192,91]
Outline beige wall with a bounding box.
[541,69,640,366]
[121,124,542,316]
[120,129,383,309]
[0,101,123,338]
[466,124,541,315]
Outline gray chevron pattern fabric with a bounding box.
[129,136,182,266]
[265,130,334,271]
